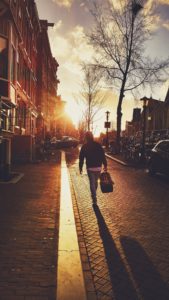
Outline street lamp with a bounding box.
[140,96,149,162]
[104,111,110,149]
[132,0,143,16]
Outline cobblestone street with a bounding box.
[68,151,169,300]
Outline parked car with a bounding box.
[148,140,169,176]
[55,136,79,148]
[50,137,61,149]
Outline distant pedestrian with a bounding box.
[79,131,107,206]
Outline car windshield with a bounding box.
[156,141,169,152]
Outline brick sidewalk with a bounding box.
[69,165,120,299]
[0,155,61,300]
[69,158,169,300]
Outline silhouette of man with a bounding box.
[79,131,107,205]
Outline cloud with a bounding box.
[148,14,161,31]
[142,0,169,32]
[80,2,85,7]
[48,23,95,105]
[159,0,169,4]
[53,20,63,30]
[52,0,74,8]
[163,22,169,30]
[69,26,95,62]
[145,0,169,16]
[49,24,94,71]
[48,23,71,59]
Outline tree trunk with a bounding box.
[87,119,90,131]
[88,95,91,131]
[116,91,124,153]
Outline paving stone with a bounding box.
[69,153,169,300]
[0,158,61,300]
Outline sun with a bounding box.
[65,101,84,128]
[64,101,108,137]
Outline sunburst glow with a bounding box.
[65,101,84,128]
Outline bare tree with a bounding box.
[77,63,107,132]
[87,0,169,149]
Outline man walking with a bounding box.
[79,131,107,206]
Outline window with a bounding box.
[16,51,20,82]
[15,106,19,126]
[10,46,16,83]
[8,111,13,131]
[15,103,26,129]
[1,109,7,130]
[27,69,31,96]
[0,19,8,37]
[0,37,8,79]
[18,6,21,18]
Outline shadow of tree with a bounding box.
[120,236,169,300]
[93,205,138,300]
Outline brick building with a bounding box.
[36,19,60,140]
[0,0,61,179]
[125,91,169,139]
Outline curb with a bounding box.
[0,172,24,184]
[56,151,87,300]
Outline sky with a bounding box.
[35,0,169,136]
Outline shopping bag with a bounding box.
[100,171,114,193]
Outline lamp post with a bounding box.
[132,0,143,16]
[105,111,110,149]
[140,96,149,162]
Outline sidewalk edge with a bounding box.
[69,170,98,300]
[56,151,87,300]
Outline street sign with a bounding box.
[104,121,111,128]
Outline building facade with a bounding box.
[0,0,61,179]
[36,19,60,140]
[125,92,169,140]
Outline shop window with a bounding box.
[0,37,8,79]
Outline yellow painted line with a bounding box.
[56,151,87,300]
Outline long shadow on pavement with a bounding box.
[93,205,138,300]
[120,236,169,300]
